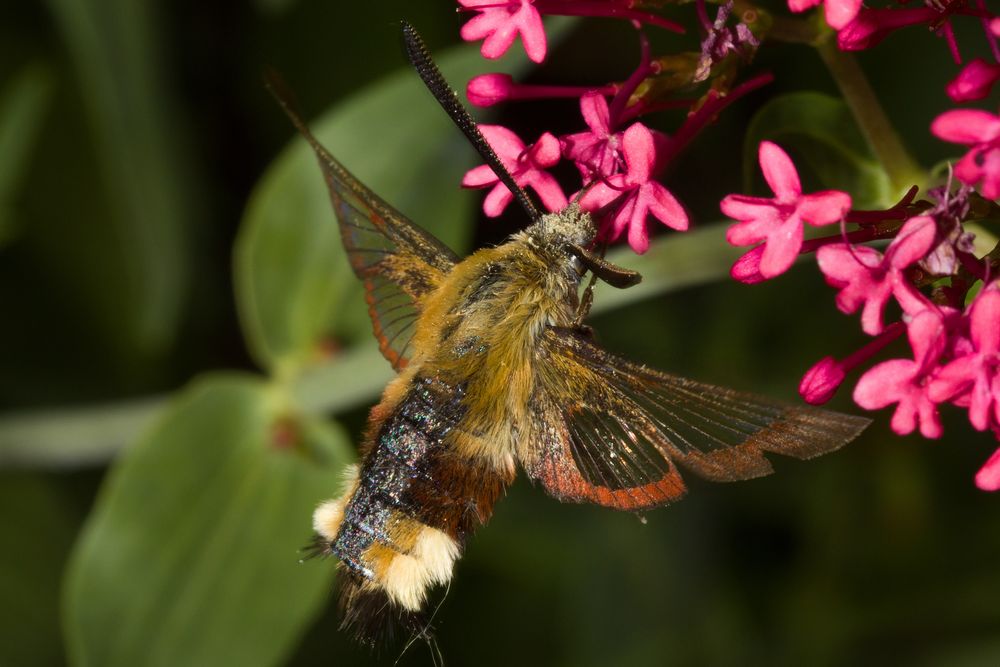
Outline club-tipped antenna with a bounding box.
[401,21,542,221]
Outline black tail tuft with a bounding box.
[299,533,329,562]
[337,573,431,649]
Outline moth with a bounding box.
[271,24,869,644]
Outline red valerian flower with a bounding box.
[461,125,567,216]
[853,308,950,439]
[466,73,613,107]
[722,141,851,281]
[837,2,977,57]
[578,122,688,253]
[931,108,1000,199]
[459,0,547,63]
[561,92,623,181]
[815,215,937,335]
[799,357,846,405]
[787,0,862,30]
[946,58,1000,103]
[799,322,907,404]
[929,286,1000,432]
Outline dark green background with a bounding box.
[2,1,999,665]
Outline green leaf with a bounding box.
[744,92,892,209]
[0,473,78,666]
[235,41,543,375]
[45,0,197,357]
[592,223,739,315]
[0,63,53,247]
[63,375,352,667]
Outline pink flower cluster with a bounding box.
[457,0,766,253]
[715,0,1000,489]
[726,139,1000,488]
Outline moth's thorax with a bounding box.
[397,205,595,468]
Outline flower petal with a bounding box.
[758,214,803,278]
[482,182,514,217]
[479,124,526,162]
[579,92,610,135]
[975,446,1000,491]
[644,183,688,231]
[823,0,862,30]
[621,123,656,184]
[720,196,782,225]
[462,163,500,187]
[759,141,801,201]
[854,359,917,410]
[798,190,852,226]
[970,288,1000,354]
[513,1,547,63]
[931,109,1000,145]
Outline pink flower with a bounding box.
[976,446,1000,491]
[931,108,1000,199]
[578,122,688,254]
[459,0,547,63]
[816,216,937,335]
[729,245,766,284]
[787,0,862,30]
[466,74,612,107]
[466,73,518,107]
[799,322,907,405]
[722,141,851,280]
[946,58,1000,103]
[800,356,846,405]
[837,7,938,51]
[853,308,948,439]
[461,125,567,216]
[929,286,1000,431]
[561,92,623,180]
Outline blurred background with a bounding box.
[2,1,999,665]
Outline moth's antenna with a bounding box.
[401,21,542,221]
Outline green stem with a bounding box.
[815,39,925,195]
[0,224,740,469]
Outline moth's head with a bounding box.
[525,203,596,250]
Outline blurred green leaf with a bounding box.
[592,223,739,315]
[0,63,53,247]
[63,375,351,667]
[744,92,892,208]
[45,0,197,357]
[236,41,549,374]
[0,474,78,666]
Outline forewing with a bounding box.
[325,163,456,369]
[270,82,458,369]
[526,328,870,511]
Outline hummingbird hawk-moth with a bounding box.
[270,23,869,645]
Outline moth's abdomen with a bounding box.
[312,376,512,642]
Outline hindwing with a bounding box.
[525,327,870,511]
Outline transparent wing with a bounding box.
[525,327,870,511]
[271,82,457,369]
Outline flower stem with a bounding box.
[815,39,926,197]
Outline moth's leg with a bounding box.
[574,272,599,327]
